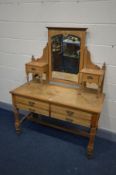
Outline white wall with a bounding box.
[0,0,116,133]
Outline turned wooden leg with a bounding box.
[87,114,99,158]
[87,127,96,158]
[39,73,43,83]
[97,86,101,98]
[78,81,86,95]
[46,70,49,83]
[26,72,29,84]
[13,107,21,134]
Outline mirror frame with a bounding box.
[47,27,87,85]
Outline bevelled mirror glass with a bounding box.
[51,34,80,82]
[48,27,87,84]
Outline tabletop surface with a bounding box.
[10,81,105,114]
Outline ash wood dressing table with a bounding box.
[10,27,105,157]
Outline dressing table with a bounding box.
[10,27,105,157]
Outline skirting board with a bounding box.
[0,101,116,142]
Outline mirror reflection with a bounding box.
[51,34,80,82]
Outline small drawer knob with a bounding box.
[28,101,35,106]
[31,68,36,71]
[66,110,74,117]
[87,75,93,80]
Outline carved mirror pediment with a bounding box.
[48,27,87,84]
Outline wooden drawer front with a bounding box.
[51,105,92,127]
[82,73,99,84]
[15,96,49,116]
[26,65,39,74]
[15,96,49,110]
[16,103,49,116]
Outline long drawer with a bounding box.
[15,96,49,116]
[51,105,92,127]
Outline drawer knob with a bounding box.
[28,101,35,106]
[66,110,74,117]
[31,68,36,71]
[87,75,93,80]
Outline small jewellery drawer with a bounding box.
[15,96,49,116]
[82,73,99,84]
[51,105,92,127]
[26,65,39,73]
